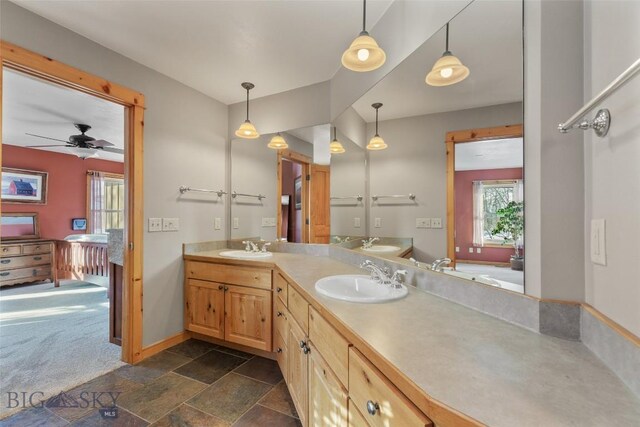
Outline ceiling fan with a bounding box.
[25,123,124,159]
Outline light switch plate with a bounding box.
[233,218,239,229]
[590,219,606,265]
[476,247,482,254]
[468,247,474,253]
[162,218,179,232]
[416,218,431,229]
[354,217,361,228]
[455,246,460,253]
[374,218,382,228]
[214,218,222,230]
[148,218,162,232]
[431,218,442,228]
[261,217,276,227]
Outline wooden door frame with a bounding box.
[277,149,311,243]
[445,124,523,267]
[0,41,145,364]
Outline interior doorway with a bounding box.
[277,150,310,243]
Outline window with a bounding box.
[87,171,125,233]
[473,180,522,246]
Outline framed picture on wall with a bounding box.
[72,218,87,231]
[1,168,48,204]
[294,177,302,210]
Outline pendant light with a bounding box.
[329,126,345,154]
[341,0,386,72]
[268,132,288,150]
[235,82,260,139]
[367,103,387,150]
[425,23,470,86]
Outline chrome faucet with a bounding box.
[362,237,380,249]
[260,242,271,252]
[242,241,259,252]
[360,260,406,288]
[430,258,452,272]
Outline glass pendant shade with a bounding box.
[329,126,345,154]
[425,52,470,86]
[342,33,386,72]
[72,147,98,159]
[235,120,260,139]
[267,133,288,150]
[366,135,387,150]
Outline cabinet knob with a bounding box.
[218,285,224,290]
[0,272,9,277]
[276,287,283,293]
[276,348,283,353]
[2,248,8,252]
[277,311,283,317]
[299,340,306,349]
[1,259,10,264]
[366,400,380,416]
[224,286,229,291]
[303,345,310,355]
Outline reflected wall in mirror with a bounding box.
[1,212,40,240]
[341,0,524,292]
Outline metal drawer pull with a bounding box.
[276,348,283,353]
[366,400,380,416]
[0,272,9,277]
[1,260,10,264]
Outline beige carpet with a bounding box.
[0,280,124,419]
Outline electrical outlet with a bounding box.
[455,246,460,253]
[468,247,474,253]
[261,217,276,227]
[476,247,482,254]
[431,218,442,228]
[233,218,239,229]
[416,218,431,229]
[354,217,361,228]
[148,218,162,232]
[374,218,382,228]
[590,219,606,265]
[162,217,179,232]
[214,218,222,230]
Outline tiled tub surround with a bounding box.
[183,248,640,426]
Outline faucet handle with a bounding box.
[242,241,251,251]
[261,242,272,252]
[391,269,407,287]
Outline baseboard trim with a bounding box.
[140,331,191,361]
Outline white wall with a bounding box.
[583,0,640,336]
[0,2,229,346]
[367,103,523,262]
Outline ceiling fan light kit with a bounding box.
[342,0,386,72]
[25,123,123,159]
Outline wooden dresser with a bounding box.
[0,240,57,287]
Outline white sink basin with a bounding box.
[361,245,401,253]
[219,250,273,259]
[315,275,408,303]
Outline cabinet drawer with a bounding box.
[348,398,370,427]
[186,261,271,290]
[274,272,288,306]
[309,343,348,427]
[349,348,432,427]
[0,254,51,270]
[288,284,309,333]
[309,307,350,388]
[274,297,289,341]
[23,243,52,255]
[0,245,22,257]
[0,266,51,282]
[274,329,288,381]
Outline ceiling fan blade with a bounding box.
[25,144,70,148]
[91,139,115,147]
[101,146,125,155]
[25,133,70,143]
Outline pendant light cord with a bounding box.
[246,88,250,121]
[362,0,367,32]
[333,126,337,140]
[445,23,449,52]
[375,107,379,136]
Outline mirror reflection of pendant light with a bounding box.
[72,147,98,160]
[235,82,260,139]
[425,23,470,86]
[341,0,386,72]
[329,126,345,154]
[367,103,387,150]
[268,132,288,150]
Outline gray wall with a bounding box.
[330,140,367,237]
[0,2,229,347]
[367,102,523,262]
[583,0,640,337]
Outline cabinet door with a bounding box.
[288,318,309,427]
[185,279,224,339]
[308,342,348,427]
[224,284,272,351]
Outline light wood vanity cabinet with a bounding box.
[308,341,349,427]
[288,316,309,427]
[184,260,272,352]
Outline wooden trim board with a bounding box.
[141,331,191,359]
[1,41,145,364]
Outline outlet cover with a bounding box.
[354,217,361,228]
[261,217,276,227]
[455,246,460,253]
[148,218,162,232]
[233,218,239,229]
[590,219,606,265]
[431,218,442,228]
[477,247,482,254]
[416,218,431,229]
[162,218,179,232]
[374,218,382,228]
[214,218,222,230]
[468,247,474,253]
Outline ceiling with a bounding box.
[13,0,393,105]
[455,138,523,171]
[286,124,330,146]
[352,0,523,122]
[2,68,125,162]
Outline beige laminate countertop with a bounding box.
[184,250,640,427]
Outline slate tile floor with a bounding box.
[0,339,301,426]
